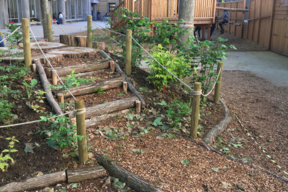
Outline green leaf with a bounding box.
[180,159,190,164]
[236,185,244,191]
[211,167,219,172]
[223,166,227,169]
[152,118,163,126]
[128,115,134,120]
[157,100,167,106]
[69,183,80,188]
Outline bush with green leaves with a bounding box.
[147,44,189,91]
[4,23,23,45]
[0,136,19,171]
[38,115,83,149]
[179,36,236,96]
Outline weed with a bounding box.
[0,136,19,171]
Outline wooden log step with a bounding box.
[19,42,67,50]
[54,76,125,97]
[60,34,76,46]
[47,47,96,58]
[75,36,87,47]
[71,96,139,120]
[0,54,63,65]
[67,166,107,183]
[48,70,106,82]
[0,171,66,192]
[45,60,110,78]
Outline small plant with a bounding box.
[38,115,83,149]
[0,99,15,125]
[139,87,149,93]
[147,44,189,91]
[0,136,19,171]
[166,100,191,127]
[117,93,126,97]
[95,87,105,95]
[22,79,37,99]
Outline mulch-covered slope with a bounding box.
[217,70,288,178]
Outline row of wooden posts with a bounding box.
[21,14,223,163]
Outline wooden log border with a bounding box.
[202,98,232,145]
[0,166,107,192]
[98,50,146,107]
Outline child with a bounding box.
[219,10,229,34]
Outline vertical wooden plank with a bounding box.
[268,0,275,49]
[131,0,135,21]
[141,0,144,17]
[257,0,262,44]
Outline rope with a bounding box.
[131,36,194,92]
[92,23,120,45]
[0,26,22,43]
[0,111,73,129]
[92,23,126,36]
[29,26,77,100]
[202,68,222,97]
[53,22,68,35]
[76,108,86,115]
[192,91,202,95]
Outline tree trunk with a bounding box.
[75,36,87,47]
[41,0,49,39]
[178,0,195,45]
[95,154,164,192]
[0,171,66,192]
[54,76,125,97]
[67,166,107,183]
[45,61,110,78]
[35,59,63,115]
[60,35,76,46]
[74,96,139,119]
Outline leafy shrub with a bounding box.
[167,100,191,127]
[147,44,188,90]
[0,99,15,125]
[0,136,19,171]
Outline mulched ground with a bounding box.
[216,70,288,178]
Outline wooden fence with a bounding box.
[216,1,247,38]
[247,0,288,56]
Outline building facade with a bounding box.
[0,0,119,29]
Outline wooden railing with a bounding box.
[111,0,216,29]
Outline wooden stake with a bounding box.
[125,29,132,76]
[31,64,37,73]
[214,62,223,104]
[190,82,201,138]
[47,14,53,42]
[202,27,206,40]
[57,93,64,103]
[87,15,93,48]
[136,100,141,114]
[123,81,128,94]
[76,100,88,163]
[110,60,115,72]
[22,18,32,70]
[52,70,58,85]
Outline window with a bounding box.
[29,0,36,18]
[78,0,83,18]
[109,3,116,12]
[71,0,76,19]
[7,0,18,22]
[283,0,288,6]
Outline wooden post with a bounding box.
[76,100,88,163]
[202,27,206,40]
[31,64,37,73]
[52,70,58,85]
[140,0,144,17]
[47,14,53,42]
[136,100,141,114]
[207,25,211,40]
[123,81,128,94]
[87,15,93,48]
[190,82,201,138]
[57,93,64,103]
[22,18,32,70]
[214,62,223,104]
[110,60,115,72]
[125,29,132,76]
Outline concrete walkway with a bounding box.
[224,51,288,87]
[0,21,108,39]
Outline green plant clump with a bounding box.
[0,136,19,171]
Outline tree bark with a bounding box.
[75,36,87,47]
[54,76,125,97]
[40,0,49,39]
[178,0,195,45]
[75,96,139,119]
[67,166,107,183]
[60,35,76,46]
[45,61,110,78]
[35,59,63,115]
[95,154,164,192]
[0,171,66,192]
[202,99,232,145]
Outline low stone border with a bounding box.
[202,98,232,145]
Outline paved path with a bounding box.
[0,21,108,39]
[224,51,288,87]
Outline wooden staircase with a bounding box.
[111,0,217,32]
